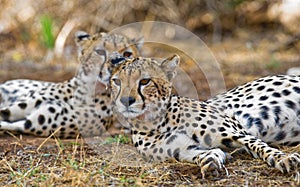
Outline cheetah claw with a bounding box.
[195,150,228,178]
[275,153,300,173]
[199,158,228,178]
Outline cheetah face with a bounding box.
[75,31,143,85]
[110,55,180,121]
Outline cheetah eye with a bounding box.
[123,51,133,57]
[139,78,151,86]
[112,78,121,86]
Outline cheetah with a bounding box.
[0,31,142,107]
[108,54,300,177]
[0,31,142,138]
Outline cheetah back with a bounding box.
[207,75,300,146]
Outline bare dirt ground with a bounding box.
[1,1,300,186]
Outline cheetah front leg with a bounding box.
[236,134,300,173]
[133,130,229,178]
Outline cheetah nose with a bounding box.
[120,96,136,107]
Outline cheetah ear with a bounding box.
[131,37,144,51]
[75,31,91,44]
[161,54,180,81]
[74,31,91,54]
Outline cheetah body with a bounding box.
[207,75,300,146]
[109,55,300,177]
[0,79,50,107]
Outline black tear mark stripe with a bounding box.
[137,82,145,109]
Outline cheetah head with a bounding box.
[75,31,143,85]
[110,54,180,121]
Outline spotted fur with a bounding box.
[109,55,300,177]
[0,31,142,138]
[207,75,300,146]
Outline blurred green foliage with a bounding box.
[104,134,131,144]
[227,0,246,8]
[265,56,281,70]
[40,15,55,49]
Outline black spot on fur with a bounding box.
[245,105,252,109]
[18,103,27,109]
[192,134,199,143]
[259,96,268,101]
[235,111,242,116]
[282,89,291,96]
[260,110,269,120]
[24,120,32,129]
[192,123,198,127]
[253,118,264,132]
[289,142,300,146]
[291,130,299,137]
[233,98,239,102]
[218,127,226,132]
[273,106,281,114]
[173,148,180,161]
[221,138,233,148]
[35,100,42,108]
[195,117,201,121]
[272,92,281,98]
[285,100,296,109]
[166,135,178,144]
[204,134,212,146]
[273,81,283,86]
[0,109,10,120]
[48,107,56,113]
[293,86,300,94]
[101,106,107,111]
[246,95,254,100]
[274,131,286,141]
[187,145,198,150]
[243,113,250,119]
[257,85,265,91]
[270,101,278,105]
[38,115,45,125]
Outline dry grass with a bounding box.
[0,134,299,186]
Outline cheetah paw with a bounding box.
[275,153,300,173]
[195,149,228,178]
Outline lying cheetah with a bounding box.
[0,31,142,138]
[109,54,300,177]
[0,31,142,107]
